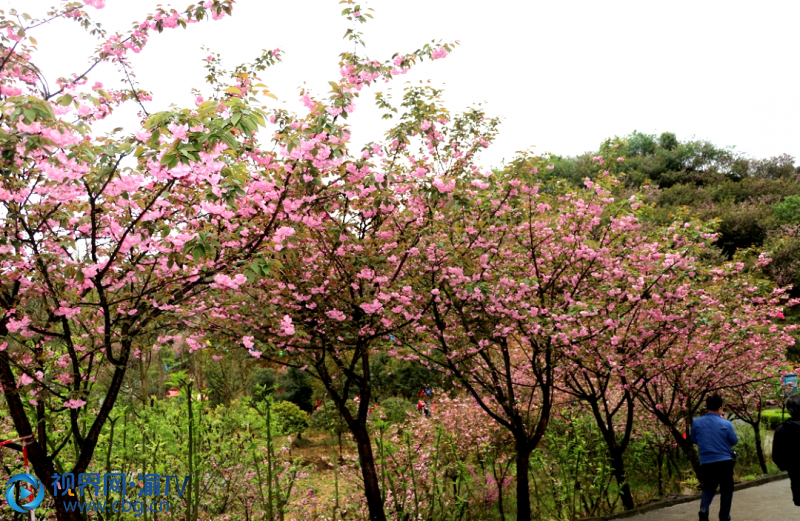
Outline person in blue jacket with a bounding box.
[691,393,739,521]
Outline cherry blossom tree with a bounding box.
[405,163,656,520]
[632,259,797,481]
[204,98,500,521]
[194,11,478,521]
[0,2,313,519]
[554,205,718,510]
[402,155,798,515]
[725,376,779,474]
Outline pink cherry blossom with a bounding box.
[432,177,455,193]
[360,300,383,314]
[431,47,448,60]
[278,315,295,336]
[168,122,189,141]
[326,309,347,321]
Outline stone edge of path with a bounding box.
[580,472,789,521]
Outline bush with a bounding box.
[272,401,309,439]
[377,397,415,425]
[762,409,790,430]
[276,367,314,412]
[251,367,314,411]
[251,368,278,402]
[370,353,450,401]
[310,400,352,435]
[733,423,764,471]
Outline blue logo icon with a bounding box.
[5,473,45,513]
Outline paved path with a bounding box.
[634,478,797,521]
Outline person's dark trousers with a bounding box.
[698,459,734,521]
[790,470,800,507]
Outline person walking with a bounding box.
[424,385,433,416]
[691,393,738,521]
[772,394,800,507]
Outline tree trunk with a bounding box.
[751,421,767,474]
[157,349,165,399]
[675,435,702,485]
[351,424,387,521]
[0,349,84,520]
[186,381,196,521]
[656,449,664,497]
[609,449,635,510]
[493,461,506,521]
[140,356,148,406]
[515,445,532,521]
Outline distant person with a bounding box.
[772,394,800,507]
[424,385,433,413]
[691,394,738,521]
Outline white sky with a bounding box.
[15,0,800,167]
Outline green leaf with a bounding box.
[197,102,218,116]
[220,132,238,150]
[160,153,175,166]
[250,112,266,126]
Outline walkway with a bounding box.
[635,477,796,521]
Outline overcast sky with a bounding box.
[17,0,800,167]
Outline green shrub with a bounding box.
[250,368,278,402]
[310,400,353,434]
[276,367,314,412]
[377,397,415,425]
[251,367,314,411]
[761,409,790,430]
[272,400,309,439]
[733,423,765,472]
